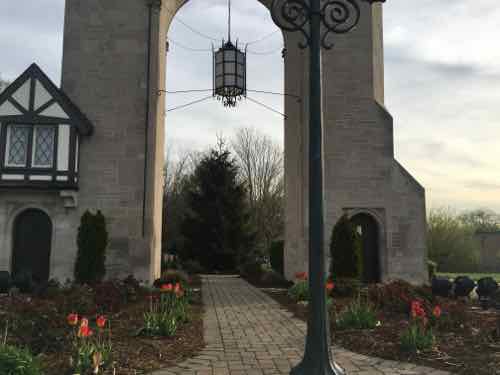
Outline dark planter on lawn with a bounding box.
[453,276,476,298]
[432,276,453,297]
[477,277,499,298]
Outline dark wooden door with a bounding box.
[351,214,380,283]
[12,209,52,283]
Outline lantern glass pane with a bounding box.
[237,76,244,88]
[224,50,236,61]
[216,76,223,88]
[237,64,245,75]
[237,52,245,64]
[216,64,223,75]
[226,75,236,86]
[224,62,235,74]
[215,51,223,63]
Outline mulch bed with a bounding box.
[0,279,205,375]
[264,288,500,375]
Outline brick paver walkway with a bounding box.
[151,275,451,375]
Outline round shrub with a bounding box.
[330,214,362,280]
[269,240,284,276]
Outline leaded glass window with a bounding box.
[5,125,30,167]
[32,126,55,168]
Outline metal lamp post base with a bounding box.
[291,360,345,375]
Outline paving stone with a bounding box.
[149,275,453,375]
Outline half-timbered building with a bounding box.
[0,63,93,283]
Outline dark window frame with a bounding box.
[1,122,59,173]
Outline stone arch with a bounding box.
[348,209,385,283]
[61,0,306,282]
[11,208,53,283]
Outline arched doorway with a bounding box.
[351,213,380,283]
[12,209,52,283]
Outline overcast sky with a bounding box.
[0,0,499,213]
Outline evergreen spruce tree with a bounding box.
[181,144,254,271]
[74,210,108,284]
[329,214,362,279]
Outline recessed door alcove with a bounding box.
[351,213,381,283]
[12,208,52,283]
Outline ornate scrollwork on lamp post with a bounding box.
[269,1,385,374]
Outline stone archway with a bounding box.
[61,0,299,282]
[12,208,52,283]
[351,213,381,283]
[60,0,427,284]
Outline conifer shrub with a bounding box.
[269,240,284,276]
[329,214,362,280]
[74,210,109,284]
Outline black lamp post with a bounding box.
[269,1,385,374]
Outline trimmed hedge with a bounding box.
[74,210,108,284]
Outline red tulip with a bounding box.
[432,305,442,318]
[78,325,93,338]
[295,272,308,281]
[161,283,173,291]
[67,313,79,326]
[174,283,184,297]
[96,315,106,328]
[326,281,335,292]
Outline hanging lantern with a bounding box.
[212,0,247,107]
[213,41,247,107]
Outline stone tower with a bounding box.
[283,3,427,283]
[57,0,426,284]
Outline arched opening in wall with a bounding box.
[162,0,285,272]
[11,208,52,283]
[351,213,380,283]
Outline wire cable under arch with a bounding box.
[246,96,287,119]
[168,38,212,52]
[246,45,284,55]
[166,95,213,113]
[244,30,281,45]
[174,17,220,41]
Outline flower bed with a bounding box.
[0,275,204,375]
[263,278,500,375]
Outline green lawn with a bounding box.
[437,272,500,282]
